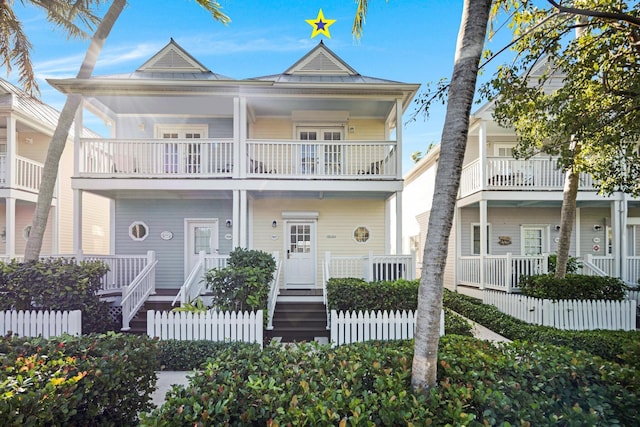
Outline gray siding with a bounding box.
[578,208,610,256]
[115,199,233,289]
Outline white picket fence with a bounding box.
[483,291,637,331]
[330,310,444,346]
[0,310,82,338]
[147,310,263,348]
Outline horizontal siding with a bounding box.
[578,207,610,256]
[115,199,233,289]
[252,198,386,287]
[116,117,233,139]
[252,118,292,139]
[347,119,385,140]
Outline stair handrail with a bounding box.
[120,251,158,331]
[172,251,207,307]
[323,252,331,329]
[581,254,608,277]
[267,253,282,330]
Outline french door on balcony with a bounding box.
[158,126,207,174]
[298,127,343,175]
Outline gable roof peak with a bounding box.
[285,41,359,76]
[137,38,210,73]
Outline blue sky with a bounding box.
[11,0,509,174]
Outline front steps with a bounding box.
[267,289,329,343]
[122,289,178,334]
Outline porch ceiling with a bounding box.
[80,188,234,200]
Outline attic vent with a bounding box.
[299,52,344,73]
[154,50,193,69]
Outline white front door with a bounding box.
[285,221,316,288]
[185,220,219,277]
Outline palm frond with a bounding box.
[0,2,37,95]
[194,0,231,25]
[352,0,368,40]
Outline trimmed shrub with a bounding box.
[0,333,159,425]
[205,248,275,312]
[142,337,639,426]
[157,340,259,371]
[547,253,581,274]
[444,308,473,337]
[0,258,117,334]
[443,289,640,366]
[326,277,419,311]
[518,273,629,300]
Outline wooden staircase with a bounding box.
[121,289,178,335]
[266,289,329,343]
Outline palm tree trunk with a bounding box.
[411,0,492,392]
[555,166,579,278]
[24,0,126,261]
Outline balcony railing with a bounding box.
[0,154,44,193]
[247,140,397,179]
[458,253,548,293]
[78,138,398,179]
[80,138,234,177]
[460,157,596,197]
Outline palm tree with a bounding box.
[353,0,492,391]
[0,0,230,261]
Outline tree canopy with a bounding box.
[484,0,640,196]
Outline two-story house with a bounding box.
[47,39,419,330]
[0,78,109,258]
[403,99,640,295]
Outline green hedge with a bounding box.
[443,289,640,366]
[142,337,639,426]
[326,277,419,311]
[157,340,260,371]
[0,333,159,425]
[0,258,118,334]
[518,273,629,300]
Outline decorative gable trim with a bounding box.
[137,38,210,73]
[285,41,358,76]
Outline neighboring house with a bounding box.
[0,79,110,258]
[47,39,419,308]
[403,99,640,294]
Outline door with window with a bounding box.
[298,127,343,175]
[158,126,207,174]
[285,221,316,288]
[185,220,218,277]
[522,226,547,255]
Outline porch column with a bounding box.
[479,199,487,290]
[395,98,403,179]
[454,205,462,291]
[611,199,622,277]
[619,195,628,280]
[479,120,487,190]
[232,190,240,248]
[74,103,83,175]
[5,197,15,257]
[232,98,240,178]
[236,97,248,178]
[574,208,581,257]
[73,189,83,254]
[239,189,248,248]
[6,116,15,188]
[395,191,402,254]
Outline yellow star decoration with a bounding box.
[306,9,336,39]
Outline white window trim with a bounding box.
[129,221,149,241]
[471,223,491,255]
[520,224,550,255]
[493,143,516,157]
[155,124,208,139]
[353,225,371,244]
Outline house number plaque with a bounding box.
[160,231,173,240]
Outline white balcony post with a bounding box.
[368,250,374,282]
[620,195,628,281]
[74,104,82,176]
[395,98,403,180]
[479,120,487,190]
[239,189,248,248]
[6,116,15,188]
[232,190,240,248]
[395,191,402,255]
